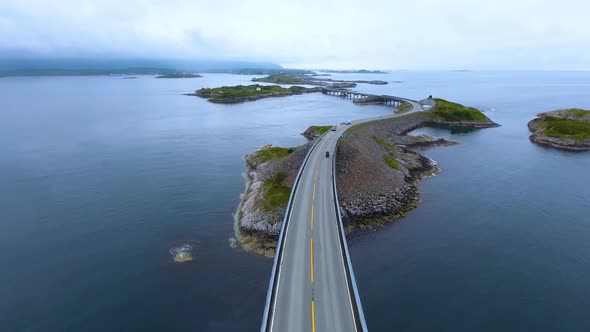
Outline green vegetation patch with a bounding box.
[564,108,590,118]
[255,146,296,162]
[196,84,307,101]
[384,155,401,170]
[542,117,590,141]
[375,136,401,170]
[262,172,291,211]
[397,102,412,113]
[374,136,395,153]
[309,126,333,135]
[429,98,488,122]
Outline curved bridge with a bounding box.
[260,96,422,332]
[322,88,410,108]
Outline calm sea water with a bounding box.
[0,71,589,331]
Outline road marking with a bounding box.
[310,238,314,283]
[312,184,316,200]
[310,204,315,229]
[314,160,320,181]
[311,300,316,332]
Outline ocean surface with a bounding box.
[0,71,589,331]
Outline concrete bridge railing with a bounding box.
[322,88,415,108]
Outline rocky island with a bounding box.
[528,109,590,151]
[156,73,202,78]
[235,98,498,254]
[186,84,321,103]
[420,98,498,128]
[252,73,388,87]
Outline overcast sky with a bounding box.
[1,0,589,69]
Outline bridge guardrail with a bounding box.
[331,137,369,332]
[260,130,329,332]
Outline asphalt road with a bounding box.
[268,100,422,332]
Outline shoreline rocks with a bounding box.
[235,143,312,255]
[336,113,443,229]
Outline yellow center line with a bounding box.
[310,204,315,229]
[314,159,320,181]
[310,238,314,283]
[312,184,316,200]
[311,300,316,332]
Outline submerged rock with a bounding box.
[228,238,238,249]
[174,252,192,263]
[170,243,194,263]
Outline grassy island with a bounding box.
[417,98,497,128]
[189,84,319,103]
[427,98,488,121]
[156,73,202,78]
[528,109,590,150]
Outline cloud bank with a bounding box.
[1,0,589,69]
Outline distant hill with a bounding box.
[0,58,284,76]
[319,69,388,74]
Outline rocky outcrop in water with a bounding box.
[187,84,321,104]
[528,109,590,151]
